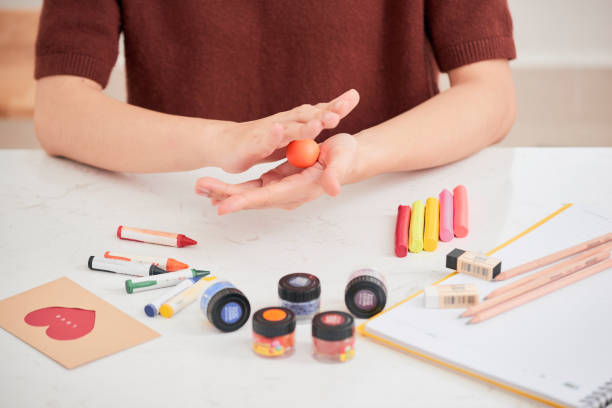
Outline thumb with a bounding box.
[319,144,353,197]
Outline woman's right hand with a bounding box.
[212,89,360,173]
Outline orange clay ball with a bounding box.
[286,139,320,168]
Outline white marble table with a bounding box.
[0,148,610,408]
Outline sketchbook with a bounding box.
[359,204,612,407]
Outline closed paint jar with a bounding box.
[344,268,387,318]
[252,307,296,358]
[278,273,321,320]
[200,281,250,332]
[312,311,355,363]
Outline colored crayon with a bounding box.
[144,278,200,317]
[125,268,210,294]
[88,256,168,277]
[395,205,411,257]
[159,276,217,318]
[439,189,454,242]
[408,200,425,253]
[117,226,197,248]
[453,185,468,238]
[423,197,439,252]
[104,251,189,272]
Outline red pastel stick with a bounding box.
[117,226,197,248]
[453,185,468,238]
[395,205,411,257]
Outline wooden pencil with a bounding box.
[486,242,612,299]
[468,258,612,324]
[462,249,610,317]
[494,232,612,281]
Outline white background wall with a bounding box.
[3,0,611,68]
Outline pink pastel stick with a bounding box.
[453,185,468,238]
[439,189,454,242]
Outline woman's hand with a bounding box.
[195,133,360,214]
[213,89,359,174]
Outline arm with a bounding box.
[348,59,516,183]
[34,75,359,173]
[196,59,516,214]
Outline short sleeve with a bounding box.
[35,0,121,88]
[425,0,516,72]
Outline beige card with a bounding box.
[0,277,160,369]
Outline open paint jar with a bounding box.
[312,311,355,363]
[278,273,321,320]
[344,268,387,318]
[200,281,250,332]
[252,307,296,358]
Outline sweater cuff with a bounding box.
[435,36,516,72]
[35,53,114,88]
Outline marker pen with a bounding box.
[125,268,210,294]
[104,251,189,272]
[159,276,217,318]
[144,277,202,317]
[88,256,167,277]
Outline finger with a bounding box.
[319,138,355,197]
[327,89,360,120]
[217,171,315,215]
[278,119,323,147]
[195,177,261,201]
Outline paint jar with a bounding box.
[278,273,321,321]
[200,281,250,332]
[252,307,296,358]
[312,311,355,363]
[344,268,387,318]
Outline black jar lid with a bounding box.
[252,307,296,337]
[312,311,354,341]
[278,273,321,302]
[207,287,251,332]
[345,274,387,318]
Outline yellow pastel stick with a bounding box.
[424,197,440,251]
[408,200,425,253]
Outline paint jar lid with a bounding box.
[278,273,321,302]
[312,311,354,341]
[206,287,251,332]
[345,273,387,318]
[253,307,296,337]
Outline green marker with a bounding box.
[125,269,210,294]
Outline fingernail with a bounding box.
[196,187,211,197]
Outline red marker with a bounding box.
[117,226,197,248]
[104,251,189,272]
[395,205,411,257]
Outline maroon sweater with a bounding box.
[35,1,515,137]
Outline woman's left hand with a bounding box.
[195,133,359,215]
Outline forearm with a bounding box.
[349,61,516,182]
[35,76,225,173]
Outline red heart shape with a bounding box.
[24,307,95,340]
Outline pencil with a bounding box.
[462,249,610,317]
[486,242,612,299]
[494,232,612,281]
[468,258,612,324]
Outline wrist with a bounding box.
[194,118,234,169]
[344,130,376,184]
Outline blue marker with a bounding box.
[144,277,201,317]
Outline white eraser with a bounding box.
[424,286,439,308]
